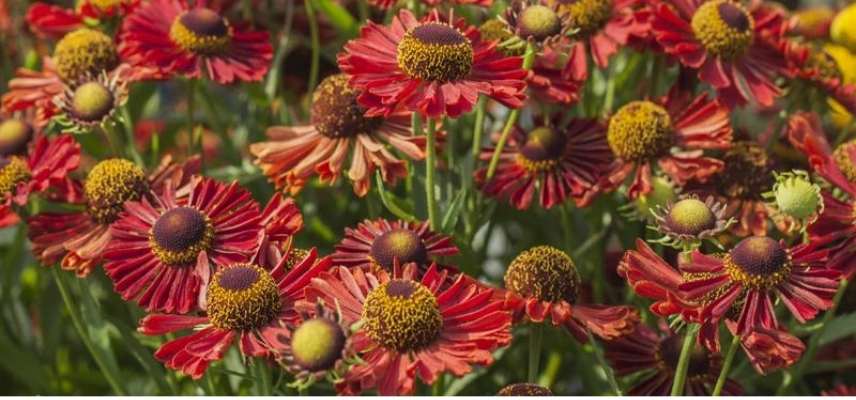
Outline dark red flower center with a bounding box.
[504,245,580,303]
[0,156,31,195]
[717,2,750,31]
[690,0,754,58]
[658,334,712,377]
[607,101,673,162]
[70,81,115,122]
[207,264,281,331]
[0,119,33,157]
[369,228,429,270]
[362,279,443,351]
[170,8,231,54]
[290,317,347,372]
[150,206,214,265]
[397,23,474,82]
[310,74,381,138]
[724,236,792,289]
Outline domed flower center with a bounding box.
[362,279,443,351]
[397,23,474,82]
[833,140,856,184]
[150,206,214,266]
[84,158,148,224]
[724,236,791,289]
[504,245,580,303]
[690,0,754,58]
[0,157,31,195]
[498,383,554,396]
[310,74,382,138]
[207,264,281,331]
[518,5,563,41]
[773,173,820,220]
[558,0,613,37]
[290,317,346,372]
[664,198,716,235]
[369,228,428,270]
[714,142,773,200]
[607,101,673,161]
[283,248,311,271]
[70,82,115,122]
[53,28,119,83]
[170,8,231,54]
[658,334,712,377]
[518,126,567,171]
[0,119,33,157]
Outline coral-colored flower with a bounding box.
[503,245,638,340]
[119,0,273,84]
[332,218,458,273]
[1,134,80,228]
[304,263,512,395]
[785,40,856,116]
[26,1,139,39]
[605,322,742,395]
[1,58,64,129]
[618,239,691,317]
[338,9,528,118]
[603,88,732,199]
[476,116,612,209]
[651,0,789,107]
[251,74,426,197]
[138,248,332,379]
[27,156,199,277]
[727,320,804,375]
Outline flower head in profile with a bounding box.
[305,263,512,395]
[650,195,733,250]
[119,0,272,84]
[52,71,129,134]
[338,9,528,118]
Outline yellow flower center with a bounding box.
[397,23,474,82]
[53,28,119,83]
[369,228,429,271]
[723,236,792,289]
[70,82,115,123]
[207,264,281,331]
[690,0,754,58]
[0,119,33,157]
[0,157,31,195]
[150,207,215,266]
[517,126,567,172]
[607,101,673,161]
[479,19,525,56]
[290,317,346,372]
[77,0,126,12]
[504,245,580,303]
[310,74,382,138]
[84,158,148,224]
[362,279,443,351]
[557,0,613,37]
[169,9,231,55]
[833,139,856,183]
[518,5,563,41]
[664,198,717,235]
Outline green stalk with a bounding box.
[586,329,622,396]
[670,323,700,396]
[425,118,439,230]
[528,324,544,383]
[304,0,320,91]
[256,361,273,396]
[712,333,740,396]
[485,42,537,180]
[471,96,487,157]
[120,106,144,166]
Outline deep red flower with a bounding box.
[1,134,80,228]
[726,320,804,375]
[822,385,856,396]
[138,248,332,379]
[304,263,512,395]
[338,9,528,118]
[529,46,584,105]
[476,116,612,209]
[603,88,732,199]
[332,218,458,273]
[26,1,139,39]
[118,0,273,84]
[651,0,789,107]
[618,239,691,317]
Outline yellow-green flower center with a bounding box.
[169,9,231,55]
[71,82,115,122]
[0,157,31,195]
[665,198,717,235]
[150,206,214,266]
[504,245,580,303]
[519,5,563,41]
[0,119,33,157]
[690,0,754,58]
[207,264,281,331]
[607,101,673,161]
[53,28,119,82]
[397,23,474,82]
[290,317,346,372]
[479,19,525,56]
[310,74,381,138]
[362,279,443,351]
[773,173,820,220]
[369,228,429,271]
[84,158,148,224]
[557,0,613,37]
[517,126,567,172]
[724,236,791,289]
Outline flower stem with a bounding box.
[586,329,622,396]
[485,42,537,180]
[712,332,740,396]
[670,323,699,396]
[425,118,439,230]
[528,323,543,383]
[471,96,487,157]
[304,0,320,91]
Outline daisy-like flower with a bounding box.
[304,263,512,395]
[649,195,733,250]
[503,245,639,340]
[251,74,425,197]
[618,239,691,317]
[476,117,612,209]
[497,383,554,395]
[680,236,839,335]
[605,322,742,395]
[27,156,199,276]
[138,248,332,379]
[52,71,129,133]
[103,177,272,313]
[332,218,458,273]
[1,134,80,228]
[651,0,789,107]
[338,9,528,118]
[26,0,139,39]
[118,0,273,84]
[785,41,856,116]
[603,89,732,199]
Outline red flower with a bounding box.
[529,46,584,105]
[118,0,273,84]
[726,320,804,375]
[103,177,281,313]
[27,156,199,277]
[138,248,332,379]
[304,263,512,395]
[1,58,64,129]
[338,9,528,118]
[823,385,856,396]
[476,116,612,209]
[618,239,690,317]
[26,1,139,39]
[603,88,732,199]
[651,0,789,107]
[332,218,458,273]
[1,134,80,228]
[785,41,856,116]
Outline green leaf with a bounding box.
[819,311,856,347]
[440,190,467,233]
[314,0,358,37]
[0,329,52,393]
[375,172,417,222]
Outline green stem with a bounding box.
[528,324,543,383]
[100,125,121,157]
[304,0,320,91]
[256,361,272,396]
[586,329,622,396]
[471,96,487,157]
[52,269,126,395]
[486,42,537,180]
[670,323,699,396]
[119,106,144,166]
[712,333,740,396]
[432,374,445,396]
[425,118,439,230]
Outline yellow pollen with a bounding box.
[396,23,474,82]
[362,279,443,351]
[504,245,580,303]
[0,157,31,195]
[206,264,281,331]
[557,0,613,37]
[833,139,856,183]
[310,74,381,138]
[53,28,118,82]
[607,101,673,161]
[169,9,231,55]
[84,158,148,224]
[691,0,755,58]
